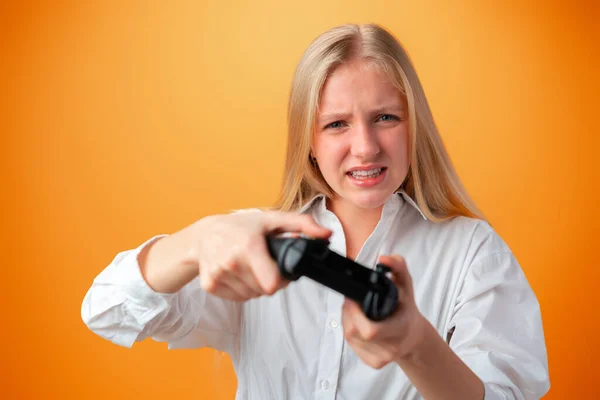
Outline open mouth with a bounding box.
[347,167,387,180]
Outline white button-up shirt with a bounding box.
[81,191,550,399]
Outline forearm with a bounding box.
[138,233,199,293]
[81,235,203,348]
[397,317,484,400]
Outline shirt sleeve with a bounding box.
[80,235,242,354]
[447,229,550,399]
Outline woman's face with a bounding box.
[312,59,410,211]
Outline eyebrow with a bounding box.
[318,105,405,122]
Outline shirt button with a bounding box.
[321,380,330,390]
[330,319,339,329]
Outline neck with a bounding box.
[327,197,384,260]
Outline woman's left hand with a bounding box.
[341,255,427,369]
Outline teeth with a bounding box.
[350,168,383,178]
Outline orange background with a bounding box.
[2,0,598,399]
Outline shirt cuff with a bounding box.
[484,383,512,400]
[90,234,177,327]
[112,234,177,317]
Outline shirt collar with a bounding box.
[298,189,428,220]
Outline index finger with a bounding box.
[263,212,332,239]
[244,237,286,295]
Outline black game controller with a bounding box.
[266,236,399,321]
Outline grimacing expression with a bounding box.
[312,59,410,210]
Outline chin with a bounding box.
[341,189,393,210]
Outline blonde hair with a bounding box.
[272,23,485,223]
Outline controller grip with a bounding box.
[265,235,298,279]
[363,266,399,321]
[266,236,399,321]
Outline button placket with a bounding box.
[314,306,344,399]
[312,204,347,399]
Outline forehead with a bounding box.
[318,59,402,110]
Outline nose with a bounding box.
[350,121,380,159]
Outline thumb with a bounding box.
[378,255,411,288]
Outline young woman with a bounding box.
[81,23,550,399]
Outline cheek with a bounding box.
[382,133,408,160]
[315,138,347,168]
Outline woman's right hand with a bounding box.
[138,210,332,301]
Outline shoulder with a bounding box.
[393,191,514,268]
[439,216,513,267]
[402,209,514,271]
[456,217,512,264]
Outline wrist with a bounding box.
[167,228,201,285]
[140,231,199,293]
[393,313,485,400]
[395,313,434,367]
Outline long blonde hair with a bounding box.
[272,23,485,223]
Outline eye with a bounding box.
[377,114,399,122]
[324,120,346,130]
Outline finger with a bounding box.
[346,337,394,370]
[199,262,260,300]
[341,300,360,339]
[342,298,381,341]
[238,269,268,296]
[221,258,265,296]
[201,280,246,302]
[378,255,412,289]
[264,212,332,239]
[342,319,393,370]
[377,255,418,314]
[220,273,262,300]
[244,238,286,295]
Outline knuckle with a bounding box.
[223,258,239,273]
[211,265,226,280]
[249,276,266,294]
[246,235,264,252]
[381,354,392,366]
[238,291,252,301]
[343,324,356,338]
[301,214,315,224]
[241,284,259,298]
[263,275,282,295]
[262,282,277,296]
[200,275,217,293]
[393,254,405,263]
[363,326,378,341]
[263,211,281,227]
